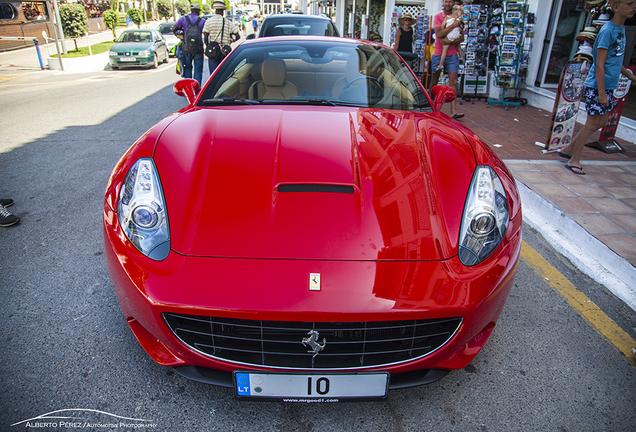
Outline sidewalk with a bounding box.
[441,100,636,310]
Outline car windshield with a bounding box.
[118,31,153,43]
[261,18,337,37]
[199,40,432,112]
[157,24,174,35]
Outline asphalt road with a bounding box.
[1,64,635,432]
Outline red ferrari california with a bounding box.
[103,36,522,401]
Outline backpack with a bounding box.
[183,16,203,54]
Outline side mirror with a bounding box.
[174,79,200,105]
[430,85,456,111]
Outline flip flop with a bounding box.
[565,164,585,175]
[451,113,465,119]
[557,151,571,159]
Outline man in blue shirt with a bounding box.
[173,3,206,85]
[558,0,636,175]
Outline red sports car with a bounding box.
[103,36,522,402]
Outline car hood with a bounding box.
[154,106,476,261]
[112,42,153,52]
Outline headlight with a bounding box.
[458,166,509,266]
[109,51,118,57]
[117,158,170,261]
[138,50,151,56]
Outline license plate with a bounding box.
[120,57,136,62]
[234,371,389,402]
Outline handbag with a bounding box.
[205,18,231,60]
[205,43,224,61]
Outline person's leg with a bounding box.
[561,113,607,173]
[182,52,194,79]
[208,58,220,76]
[444,54,462,118]
[194,53,204,86]
[448,71,460,117]
[437,45,449,72]
[429,55,442,89]
[559,87,613,173]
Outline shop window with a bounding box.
[539,0,585,87]
[0,2,18,19]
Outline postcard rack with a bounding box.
[462,3,491,103]
[487,0,528,109]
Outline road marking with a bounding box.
[0,67,169,89]
[0,73,28,83]
[521,241,636,364]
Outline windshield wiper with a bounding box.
[200,97,261,106]
[260,98,342,106]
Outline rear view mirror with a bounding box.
[430,85,456,111]
[174,79,200,105]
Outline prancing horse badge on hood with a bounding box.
[309,273,320,291]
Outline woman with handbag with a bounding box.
[203,1,239,74]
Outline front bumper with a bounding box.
[103,201,522,387]
[109,55,154,68]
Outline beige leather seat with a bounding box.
[249,59,298,99]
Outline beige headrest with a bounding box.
[261,58,286,87]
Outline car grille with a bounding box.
[163,313,462,369]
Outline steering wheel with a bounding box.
[341,75,383,103]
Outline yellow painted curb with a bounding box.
[521,241,636,365]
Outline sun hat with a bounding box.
[190,2,200,11]
[212,0,226,10]
[398,13,416,25]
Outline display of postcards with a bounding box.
[497,74,514,87]
[500,54,518,66]
[499,65,516,74]
[467,43,478,52]
[502,42,517,51]
[470,12,479,20]
[469,28,479,37]
[464,67,475,76]
[471,5,480,12]
[506,3,523,11]
[502,35,517,44]
[465,52,476,61]
[505,27,521,35]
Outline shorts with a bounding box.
[583,87,617,116]
[431,54,459,74]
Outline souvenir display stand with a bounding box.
[504,11,534,105]
[461,3,491,103]
[487,0,528,109]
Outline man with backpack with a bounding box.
[172,3,206,85]
[203,0,239,74]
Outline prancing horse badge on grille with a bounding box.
[302,330,326,358]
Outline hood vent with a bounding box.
[278,184,354,194]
